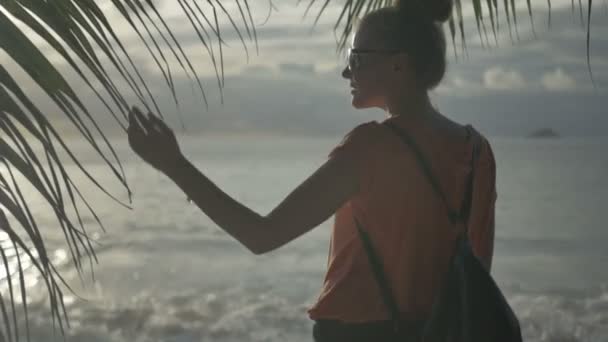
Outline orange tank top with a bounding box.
[307,114,497,323]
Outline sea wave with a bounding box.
[7,283,608,342]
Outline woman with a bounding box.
[127,0,497,340]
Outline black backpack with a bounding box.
[354,121,523,342]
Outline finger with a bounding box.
[128,114,145,138]
[129,106,144,122]
[147,113,173,136]
[128,111,142,135]
[128,107,143,129]
[128,107,140,126]
[128,126,146,150]
[131,106,153,133]
[146,112,163,137]
[128,109,148,143]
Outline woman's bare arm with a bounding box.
[127,106,358,255]
[164,151,359,255]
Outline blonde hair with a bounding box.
[360,0,453,89]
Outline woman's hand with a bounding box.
[127,106,184,174]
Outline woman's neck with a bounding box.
[384,90,437,120]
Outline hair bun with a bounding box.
[396,0,453,23]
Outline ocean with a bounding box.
[1,133,607,342]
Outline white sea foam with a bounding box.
[16,285,315,342]
[6,283,607,342]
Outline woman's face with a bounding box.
[342,21,401,110]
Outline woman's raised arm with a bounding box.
[128,106,359,255]
[165,151,358,255]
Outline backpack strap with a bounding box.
[458,125,482,232]
[383,121,482,229]
[354,216,402,333]
[354,121,482,333]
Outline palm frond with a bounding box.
[0,1,257,340]
[304,0,599,79]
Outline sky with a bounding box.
[3,0,608,139]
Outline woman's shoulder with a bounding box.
[430,113,494,156]
[434,113,471,142]
[429,115,496,170]
[350,120,385,134]
[338,120,386,145]
[328,120,386,158]
[466,127,496,177]
[465,126,493,154]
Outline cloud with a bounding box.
[278,63,316,75]
[483,67,527,90]
[240,64,276,77]
[3,1,608,141]
[541,68,577,90]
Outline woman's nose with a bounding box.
[341,66,352,79]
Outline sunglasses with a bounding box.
[346,48,406,71]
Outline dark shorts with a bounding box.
[312,319,424,342]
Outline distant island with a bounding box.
[528,128,560,138]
